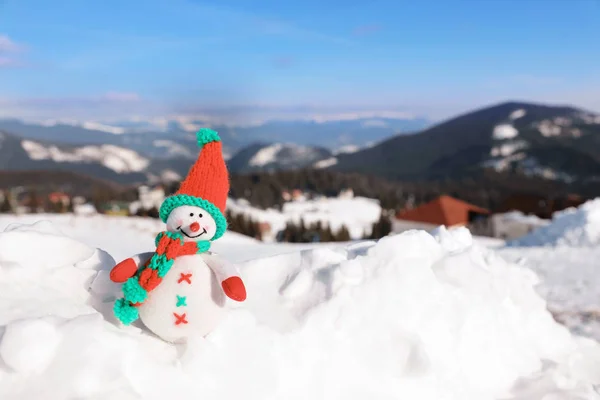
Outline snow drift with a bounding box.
[0,221,599,400]
[510,198,600,247]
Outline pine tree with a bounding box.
[321,224,333,242]
[336,225,351,242]
[0,191,12,213]
[147,207,159,219]
[29,190,41,213]
[299,218,307,243]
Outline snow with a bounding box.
[499,211,550,226]
[334,144,360,155]
[580,113,600,125]
[499,246,600,341]
[249,143,284,166]
[313,157,338,169]
[484,154,573,183]
[0,215,599,399]
[509,109,527,120]
[81,122,126,135]
[490,141,528,157]
[492,124,519,139]
[160,169,182,182]
[247,143,329,169]
[38,119,126,134]
[510,198,600,247]
[21,140,150,173]
[537,120,562,137]
[153,140,195,159]
[227,195,381,240]
[483,152,526,172]
[535,118,581,138]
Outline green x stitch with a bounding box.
[176,295,187,307]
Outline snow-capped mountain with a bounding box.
[227,143,333,173]
[330,101,600,182]
[0,116,428,160]
[0,131,184,184]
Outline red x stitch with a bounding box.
[174,312,188,325]
[178,273,192,284]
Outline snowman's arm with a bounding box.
[203,252,247,302]
[109,252,154,283]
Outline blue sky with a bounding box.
[1,0,599,124]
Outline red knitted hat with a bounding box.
[159,128,229,240]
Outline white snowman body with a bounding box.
[134,204,238,343]
[137,253,227,343]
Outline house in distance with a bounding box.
[392,195,492,237]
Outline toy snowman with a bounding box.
[109,128,247,343]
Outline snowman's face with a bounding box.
[166,205,217,242]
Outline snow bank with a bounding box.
[510,198,600,247]
[1,221,600,399]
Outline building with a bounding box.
[392,195,491,235]
[48,192,71,206]
[100,201,131,216]
[490,211,549,240]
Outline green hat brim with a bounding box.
[159,194,227,240]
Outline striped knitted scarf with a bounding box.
[114,231,211,325]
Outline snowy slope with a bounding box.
[227,195,382,240]
[21,139,150,173]
[0,215,599,399]
[496,198,600,341]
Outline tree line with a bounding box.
[224,209,392,243]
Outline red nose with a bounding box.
[190,222,200,232]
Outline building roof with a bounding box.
[395,195,489,226]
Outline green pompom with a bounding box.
[114,298,139,325]
[196,128,221,147]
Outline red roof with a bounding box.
[395,195,489,226]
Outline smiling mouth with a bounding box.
[177,226,207,238]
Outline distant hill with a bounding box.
[329,101,600,182]
[0,131,184,185]
[227,143,333,173]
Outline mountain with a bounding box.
[0,116,428,159]
[0,119,201,161]
[329,102,600,182]
[227,143,333,173]
[0,131,186,185]
[0,170,124,197]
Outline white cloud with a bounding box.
[0,35,22,53]
[0,34,26,68]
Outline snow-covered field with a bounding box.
[227,195,382,240]
[1,211,600,400]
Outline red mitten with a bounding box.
[221,276,247,302]
[110,258,138,283]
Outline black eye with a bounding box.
[199,213,203,218]
[189,213,194,217]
